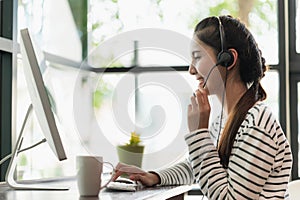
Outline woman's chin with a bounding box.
[198,82,204,89]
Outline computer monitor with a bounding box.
[4,28,68,190]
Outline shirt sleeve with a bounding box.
[155,159,194,186]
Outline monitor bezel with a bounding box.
[19,28,67,161]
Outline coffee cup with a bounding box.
[76,155,103,196]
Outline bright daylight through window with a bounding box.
[16,0,278,179]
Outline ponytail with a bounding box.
[218,81,266,168]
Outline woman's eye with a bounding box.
[191,52,201,62]
[193,56,201,61]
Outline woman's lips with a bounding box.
[198,78,205,88]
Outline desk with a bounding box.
[0,178,193,200]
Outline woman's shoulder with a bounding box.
[237,102,286,146]
[247,101,274,118]
[244,101,280,130]
[248,101,269,114]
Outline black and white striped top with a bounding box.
[156,102,292,199]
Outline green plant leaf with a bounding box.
[127,131,142,146]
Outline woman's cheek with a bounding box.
[196,61,211,76]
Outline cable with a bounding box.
[100,161,116,189]
[216,69,228,149]
[200,70,228,200]
[0,137,116,190]
[0,138,47,166]
[203,64,218,88]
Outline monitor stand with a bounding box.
[5,104,69,190]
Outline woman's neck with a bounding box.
[218,79,248,116]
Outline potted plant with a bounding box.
[117,132,144,168]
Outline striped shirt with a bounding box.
[156,102,292,199]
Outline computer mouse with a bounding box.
[114,177,135,184]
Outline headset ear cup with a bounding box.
[217,50,234,67]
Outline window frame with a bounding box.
[289,0,300,69]
[0,0,14,181]
[289,0,300,180]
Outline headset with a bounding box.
[216,16,234,68]
[202,16,235,88]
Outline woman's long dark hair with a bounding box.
[194,16,267,168]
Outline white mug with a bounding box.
[76,155,103,196]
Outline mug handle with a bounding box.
[99,161,115,190]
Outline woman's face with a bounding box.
[189,36,225,95]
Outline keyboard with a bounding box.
[106,178,138,192]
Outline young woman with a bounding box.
[113,15,292,199]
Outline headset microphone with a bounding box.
[202,63,218,88]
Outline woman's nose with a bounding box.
[189,64,197,75]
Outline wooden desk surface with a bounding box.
[0,178,193,200]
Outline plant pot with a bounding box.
[117,145,144,168]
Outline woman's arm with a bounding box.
[112,160,194,186]
[155,160,194,185]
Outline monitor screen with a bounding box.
[19,28,67,161]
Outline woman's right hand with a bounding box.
[112,162,160,187]
[188,88,210,132]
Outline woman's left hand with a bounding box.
[187,88,210,132]
[112,162,160,187]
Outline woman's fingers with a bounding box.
[190,88,207,106]
[199,88,209,105]
[194,88,205,104]
[115,162,123,171]
[190,95,197,111]
[113,162,147,181]
[133,174,152,186]
[194,88,209,110]
[188,88,210,131]
[112,170,123,181]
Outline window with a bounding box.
[89,0,278,66]
[15,0,280,179]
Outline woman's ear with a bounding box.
[227,48,238,70]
